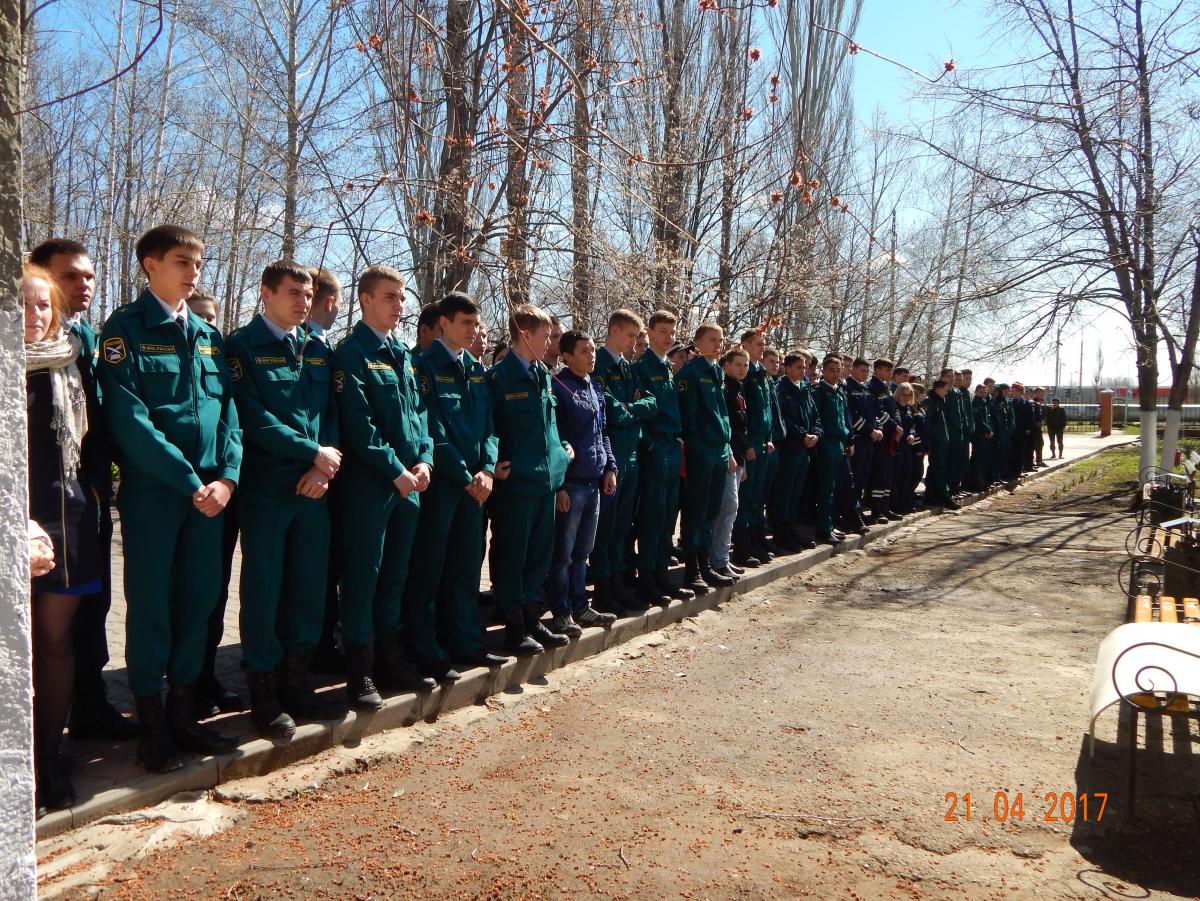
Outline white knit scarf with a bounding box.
[25,329,87,479]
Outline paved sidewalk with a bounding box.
[42,430,1135,838]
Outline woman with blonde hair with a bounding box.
[891,382,922,514]
[24,262,108,815]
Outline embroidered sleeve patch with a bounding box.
[677,379,688,392]
[420,374,431,395]
[333,370,345,393]
[228,358,244,381]
[103,336,127,364]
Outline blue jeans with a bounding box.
[710,467,742,568]
[548,481,601,615]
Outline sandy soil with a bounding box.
[52,447,1200,900]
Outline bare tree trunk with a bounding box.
[652,0,687,312]
[500,5,530,308]
[569,0,594,326]
[281,0,299,259]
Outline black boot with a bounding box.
[609,572,639,610]
[698,551,735,588]
[375,631,437,693]
[750,524,775,562]
[787,521,816,550]
[35,752,75,816]
[770,522,800,553]
[197,675,244,717]
[730,530,762,568]
[279,652,345,721]
[134,694,183,772]
[524,605,570,648]
[656,567,694,601]
[69,672,140,740]
[591,576,618,614]
[682,552,710,594]
[166,684,238,756]
[344,644,384,710]
[636,569,670,607]
[245,671,296,740]
[503,608,544,656]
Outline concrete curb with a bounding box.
[37,438,1135,840]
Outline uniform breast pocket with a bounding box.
[138,356,183,404]
[367,366,401,397]
[438,389,464,413]
[199,355,227,398]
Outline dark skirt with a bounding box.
[28,368,104,594]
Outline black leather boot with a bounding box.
[698,551,735,588]
[503,608,544,656]
[245,671,296,740]
[730,530,762,568]
[609,572,639,610]
[375,631,436,693]
[524,605,569,648]
[35,751,75,816]
[591,576,617,614]
[166,684,238,756]
[69,672,140,740]
[655,567,694,601]
[636,569,670,607]
[751,524,776,561]
[682,551,710,594]
[279,652,345,721]
[134,694,183,772]
[344,644,384,710]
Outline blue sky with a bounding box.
[846,0,1135,387]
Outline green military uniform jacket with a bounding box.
[593,345,657,464]
[994,396,1015,439]
[70,317,100,385]
[333,321,433,483]
[815,380,850,444]
[632,351,681,445]
[225,315,338,481]
[922,394,952,448]
[943,386,964,442]
[971,394,993,440]
[744,360,773,449]
[98,289,241,495]
[417,339,498,487]
[677,356,732,464]
[487,350,571,495]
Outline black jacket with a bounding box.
[724,375,749,466]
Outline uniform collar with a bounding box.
[352,319,396,353]
[304,319,326,339]
[499,347,541,382]
[434,337,464,363]
[136,288,201,333]
[428,338,476,370]
[150,289,188,323]
[258,313,298,343]
[598,345,623,367]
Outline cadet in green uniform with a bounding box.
[967,382,994,490]
[938,368,965,494]
[31,238,140,741]
[632,311,694,604]
[772,352,822,547]
[487,303,574,656]
[813,354,850,544]
[677,323,736,590]
[332,265,437,709]
[761,347,785,553]
[590,309,657,612]
[405,292,510,679]
[733,330,775,566]
[955,369,975,491]
[98,225,241,772]
[225,261,344,738]
[922,379,958,508]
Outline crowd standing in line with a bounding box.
[22,227,1056,816]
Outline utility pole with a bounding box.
[1053,320,1062,395]
[1079,340,1085,401]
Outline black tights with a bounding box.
[33,594,81,762]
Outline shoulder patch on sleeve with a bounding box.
[333,370,345,393]
[228,357,243,381]
[677,377,688,392]
[420,374,430,395]
[103,336,127,364]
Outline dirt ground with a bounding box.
[48,446,1200,900]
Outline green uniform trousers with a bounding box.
[968,437,993,489]
[403,476,488,665]
[237,476,329,673]
[768,447,811,528]
[117,480,225,698]
[813,441,845,539]
[681,450,727,554]
[636,438,681,571]
[338,472,421,647]
[735,442,768,530]
[760,447,780,527]
[489,491,555,615]
[947,438,968,491]
[925,446,950,502]
[590,453,640,579]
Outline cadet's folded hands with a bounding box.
[313,445,342,478]
[296,468,330,498]
[193,478,235,517]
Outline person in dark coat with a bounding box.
[24,263,108,816]
[1045,398,1067,459]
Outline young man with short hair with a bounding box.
[333,265,438,708]
[186,290,219,326]
[866,358,900,522]
[29,238,136,741]
[938,368,965,495]
[548,331,619,634]
[844,357,881,529]
[487,304,574,655]
[967,383,994,490]
[922,379,958,509]
[405,292,509,678]
[307,267,342,338]
[99,225,242,771]
[591,309,657,612]
[760,346,786,551]
[632,312,694,606]
[415,301,443,357]
[733,330,776,565]
[677,323,736,590]
[773,352,822,549]
[813,355,851,544]
[541,314,565,372]
[225,262,344,737]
